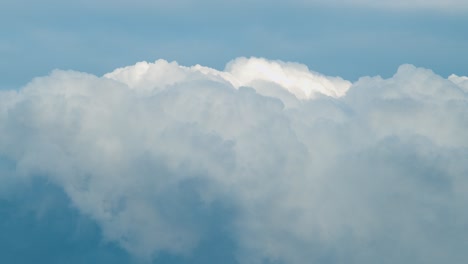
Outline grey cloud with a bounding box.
[0,58,467,263]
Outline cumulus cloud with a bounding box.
[0,57,467,263]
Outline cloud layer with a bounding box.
[1,57,467,263]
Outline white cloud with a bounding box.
[0,57,467,263]
[449,74,468,92]
[104,57,351,106]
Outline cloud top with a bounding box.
[104,57,351,101]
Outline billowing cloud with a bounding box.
[0,57,467,263]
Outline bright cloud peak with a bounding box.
[1,57,467,264]
[104,57,352,102]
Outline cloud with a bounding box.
[0,57,467,263]
[449,74,468,92]
[104,57,351,102]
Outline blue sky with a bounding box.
[1,1,468,264]
[1,1,467,90]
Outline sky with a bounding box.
[1,1,468,264]
[1,0,468,90]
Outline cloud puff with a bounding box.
[0,57,467,263]
[104,57,350,100]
